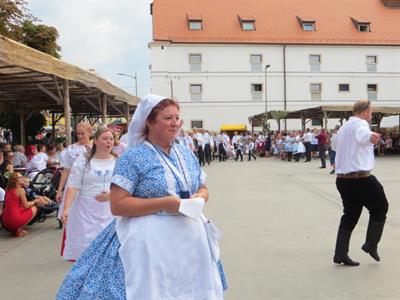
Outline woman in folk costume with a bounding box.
[57,94,227,300]
[61,127,117,261]
[56,122,92,256]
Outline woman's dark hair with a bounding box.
[85,127,117,168]
[46,144,57,153]
[145,98,180,136]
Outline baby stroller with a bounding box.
[29,166,62,228]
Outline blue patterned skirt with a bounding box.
[57,220,227,299]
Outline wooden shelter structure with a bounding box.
[0,35,140,145]
[249,105,400,131]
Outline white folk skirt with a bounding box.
[63,195,114,260]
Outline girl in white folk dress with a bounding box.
[61,127,117,261]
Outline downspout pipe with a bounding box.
[283,44,287,131]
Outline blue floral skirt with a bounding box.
[57,220,227,299]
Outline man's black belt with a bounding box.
[337,171,371,179]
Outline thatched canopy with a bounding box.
[249,105,400,129]
[0,35,140,144]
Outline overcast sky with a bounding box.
[27,0,153,98]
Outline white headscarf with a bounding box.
[127,94,168,147]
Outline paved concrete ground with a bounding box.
[0,156,399,300]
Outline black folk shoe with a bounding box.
[333,254,360,266]
[361,243,380,262]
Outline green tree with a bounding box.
[21,20,61,58]
[0,0,34,40]
[0,112,47,144]
[0,0,61,58]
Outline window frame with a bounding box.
[188,20,203,30]
[357,24,370,32]
[190,83,203,101]
[302,22,315,31]
[250,54,263,72]
[367,83,378,100]
[251,83,263,101]
[338,83,350,92]
[189,53,202,72]
[191,120,204,129]
[310,83,322,101]
[241,21,255,31]
[309,54,321,72]
[310,83,322,93]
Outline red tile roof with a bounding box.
[152,0,400,45]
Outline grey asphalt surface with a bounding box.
[1,155,399,300]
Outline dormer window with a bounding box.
[238,15,256,31]
[351,17,371,32]
[303,22,315,31]
[358,23,370,32]
[297,16,316,31]
[187,14,203,30]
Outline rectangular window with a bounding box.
[309,54,321,72]
[338,83,350,92]
[358,24,370,32]
[251,83,263,101]
[367,84,377,100]
[191,120,203,129]
[190,84,202,101]
[366,55,377,72]
[310,83,322,101]
[250,54,262,72]
[242,21,255,31]
[311,119,322,126]
[189,54,201,72]
[189,21,202,30]
[303,22,315,31]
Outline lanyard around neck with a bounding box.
[144,141,190,191]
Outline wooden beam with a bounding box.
[53,76,64,104]
[63,79,72,146]
[36,84,63,105]
[82,96,102,112]
[110,102,124,116]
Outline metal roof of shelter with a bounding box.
[0,35,140,144]
[249,105,400,129]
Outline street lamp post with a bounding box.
[264,64,271,132]
[117,72,138,96]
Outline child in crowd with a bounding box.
[247,138,256,161]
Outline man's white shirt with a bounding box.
[335,116,374,174]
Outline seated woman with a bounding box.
[57,95,227,300]
[26,145,48,180]
[1,172,48,237]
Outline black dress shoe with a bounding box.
[333,255,360,266]
[319,166,326,169]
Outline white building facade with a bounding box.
[149,0,400,131]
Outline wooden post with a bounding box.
[125,102,130,124]
[20,110,26,146]
[63,79,72,146]
[51,112,56,142]
[301,117,305,131]
[102,94,107,125]
[323,111,328,130]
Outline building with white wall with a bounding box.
[149,0,400,131]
